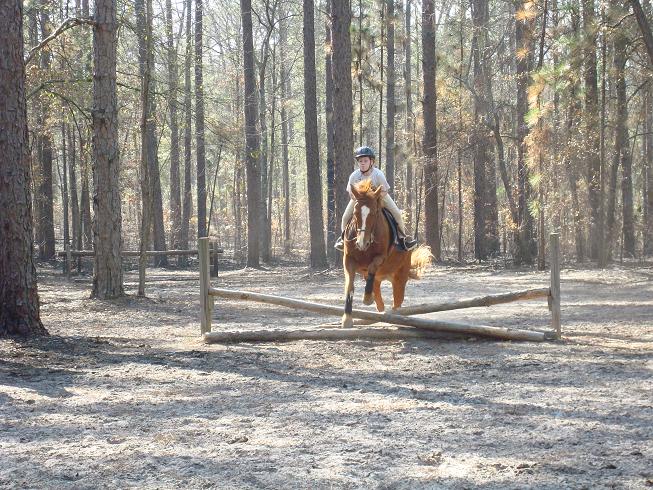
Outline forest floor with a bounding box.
[1,258,652,489]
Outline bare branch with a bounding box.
[25,17,96,66]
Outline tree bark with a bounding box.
[422,0,440,259]
[67,125,81,259]
[0,0,46,336]
[180,0,193,266]
[564,2,585,262]
[257,9,275,263]
[80,132,92,249]
[386,0,396,191]
[471,0,499,260]
[137,0,153,296]
[583,0,601,260]
[279,16,291,254]
[36,9,56,261]
[136,0,167,266]
[166,0,182,253]
[325,0,337,260]
[513,0,536,264]
[195,0,207,239]
[606,23,634,257]
[241,0,262,267]
[91,0,123,298]
[404,0,414,232]
[331,0,354,242]
[303,0,328,269]
[644,80,653,255]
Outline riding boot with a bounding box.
[334,231,345,251]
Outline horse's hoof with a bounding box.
[363,294,374,306]
[341,315,353,328]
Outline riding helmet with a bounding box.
[354,146,376,159]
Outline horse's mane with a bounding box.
[354,178,375,196]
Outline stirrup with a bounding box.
[402,236,418,251]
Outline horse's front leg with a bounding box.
[342,258,356,328]
[363,255,385,305]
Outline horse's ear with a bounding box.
[374,185,384,200]
[351,185,361,200]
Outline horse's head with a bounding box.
[350,179,384,251]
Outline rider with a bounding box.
[334,145,417,252]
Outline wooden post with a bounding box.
[549,233,561,339]
[64,242,71,278]
[199,237,212,334]
[211,240,219,277]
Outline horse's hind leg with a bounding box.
[342,259,356,328]
[391,274,408,310]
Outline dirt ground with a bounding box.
[1,259,652,489]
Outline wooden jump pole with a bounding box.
[199,238,213,334]
[204,326,464,343]
[549,233,561,339]
[207,287,548,341]
[335,288,550,327]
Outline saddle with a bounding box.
[382,208,409,251]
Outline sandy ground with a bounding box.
[1,260,652,489]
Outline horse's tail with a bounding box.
[409,245,433,279]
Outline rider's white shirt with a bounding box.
[346,167,390,195]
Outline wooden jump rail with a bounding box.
[58,246,223,277]
[198,234,562,343]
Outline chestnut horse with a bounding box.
[342,179,432,328]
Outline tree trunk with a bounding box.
[583,0,601,260]
[36,9,56,261]
[91,0,123,299]
[513,0,536,264]
[67,126,80,258]
[166,0,182,253]
[404,0,414,232]
[331,0,354,241]
[378,2,384,166]
[597,3,608,267]
[303,0,328,269]
[564,2,585,262]
[325,0,337,260]
[0,0,46,336]
[471,0,499,260]
[241,0,261,267]
[422,0,440,259]
[196,0,207,239]
[279,16,291,254]
[644,81,653,255]
[80,132,92,249]
[136,0,167,267]
[606,25,634,258]
[386,0,396,191]
[61,123,70,273]
[137,0,153,296]
[258,58,271,262]
[180,0,193,266]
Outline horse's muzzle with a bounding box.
[356,234,371,251]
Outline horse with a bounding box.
[341,179,433,328]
